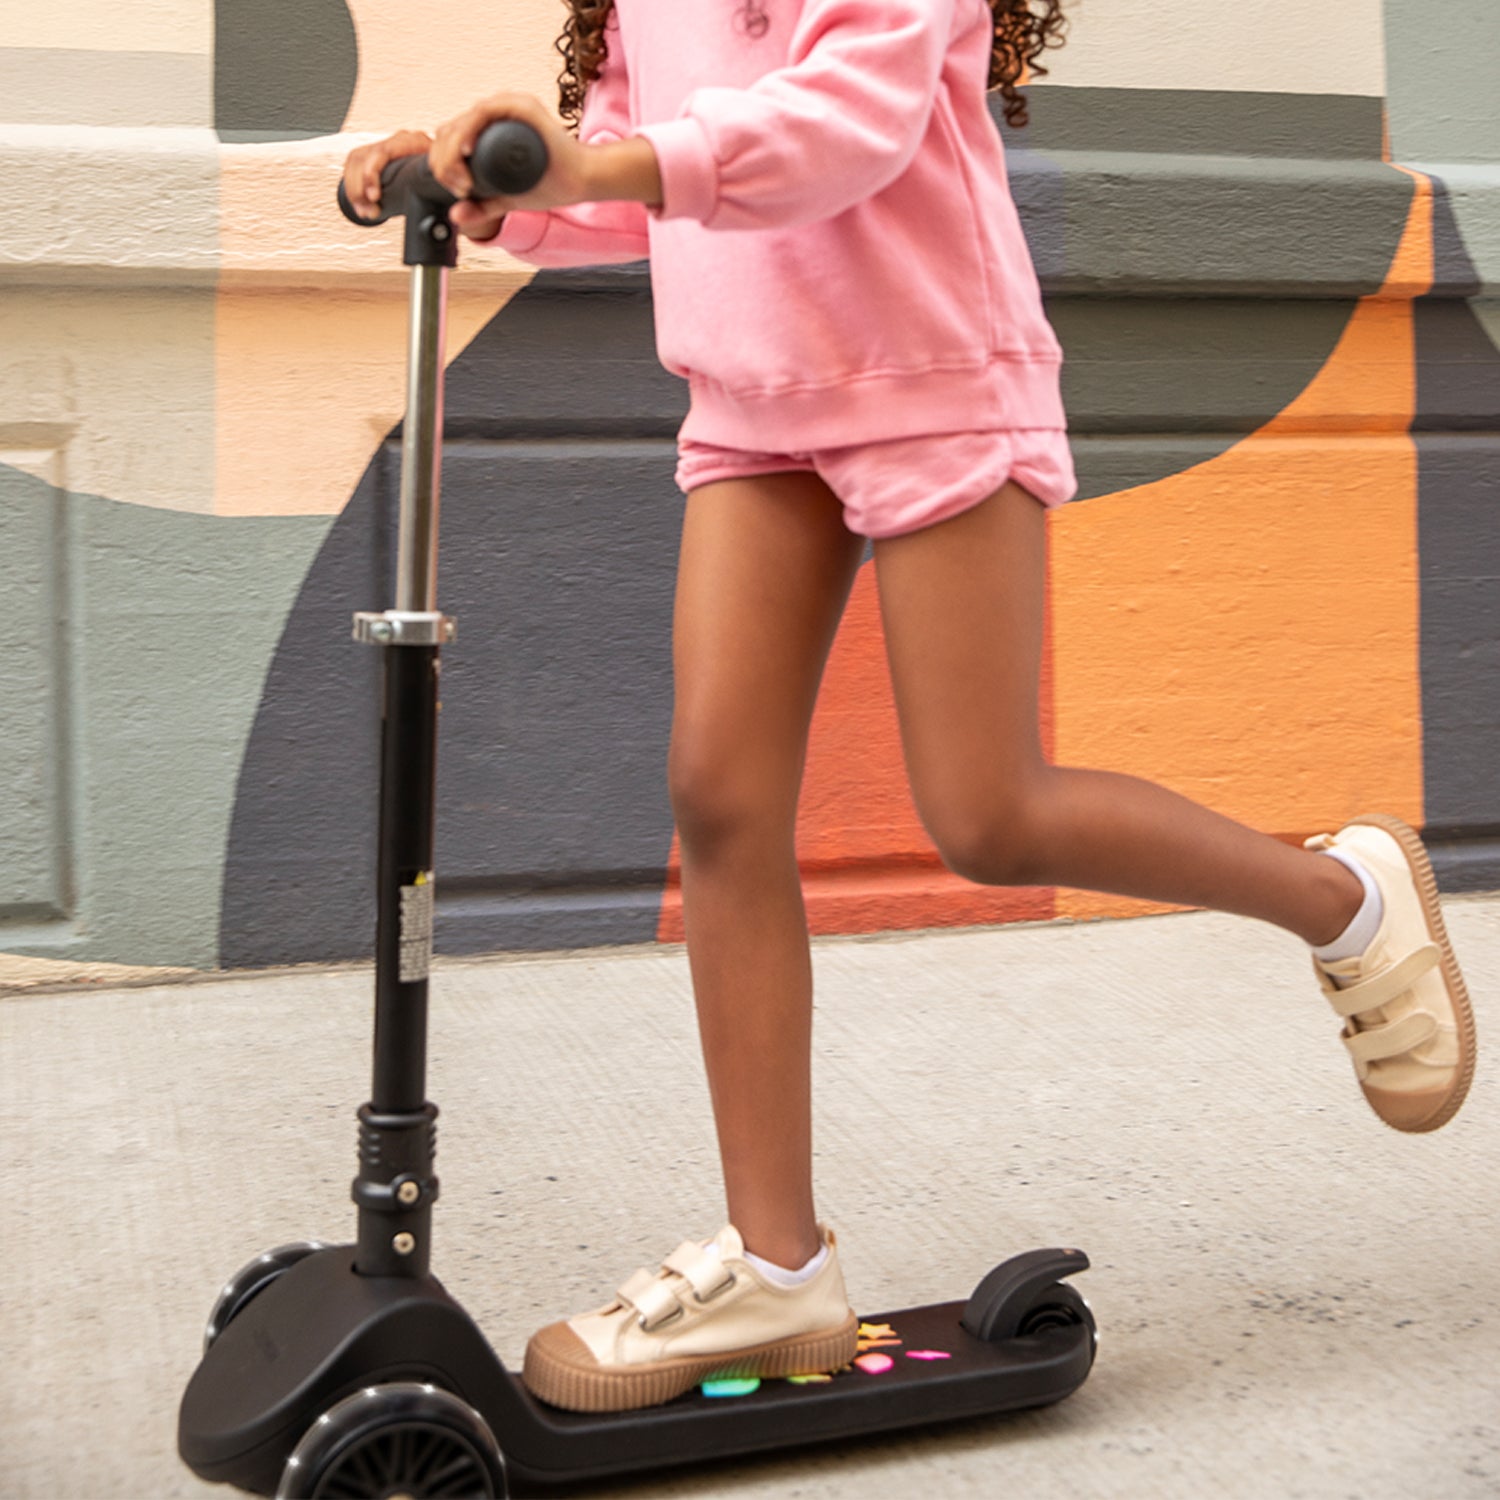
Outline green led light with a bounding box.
[700,1377,761,1398]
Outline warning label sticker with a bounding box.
[399,872,435,983]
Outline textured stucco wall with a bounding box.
[1,0,1496,977]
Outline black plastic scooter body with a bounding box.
[179,1245,1093,1494]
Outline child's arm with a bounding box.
[634,0,957,230]
[431,44,660,267]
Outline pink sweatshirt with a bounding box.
[496,0,1066,452]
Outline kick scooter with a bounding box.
[177,120,1096,1498]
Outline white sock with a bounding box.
[1310,847,1383,972]
[743,1243,829,1288]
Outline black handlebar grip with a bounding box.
[337,119,549,226]
[337,152,441,226]
[471,119,550,198]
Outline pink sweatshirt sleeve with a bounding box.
[495,34,650,266]
[635,0,957,230]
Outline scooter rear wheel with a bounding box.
[202,1241,330,1354]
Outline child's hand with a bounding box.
[430,93,592,233]
[342,129,436,221]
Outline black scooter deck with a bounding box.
[179,1246,1093,1494]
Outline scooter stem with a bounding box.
[350,200,462,1279]
[397,263,449,613]
[339,122,547,1280]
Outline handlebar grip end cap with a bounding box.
[471,120,549,199]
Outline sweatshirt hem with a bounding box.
[678,355,1067,451]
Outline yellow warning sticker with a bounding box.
[399,872,435,982]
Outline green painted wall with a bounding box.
[0,464,329,967]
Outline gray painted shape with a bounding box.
[1052,299,1358,499]
[1412,299,1500,431]
[990,96,1065,283]
[218,439,685,964]
[994,87,1403,297]
[1474,300,1500,352]
[0,49,211,129]
[217,454,387,967]
[1416,434,1500,881]
[440,265,682,438]
[1429,175,1484,297]
[1066,435,1242,506]
[1384,0,1500,164]
[1050,152,1410,297]
[430,439,682,952]
[1406,162,1500,299]
[1005,148,1066,286]
[1414,256,1500,885]
[221,272,688,966]
[1002,87,1384,160]
[214,0,357,141]
[0,464,331,967]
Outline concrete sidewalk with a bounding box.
[5,901,1499,1499]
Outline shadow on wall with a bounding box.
[216,0,358,141]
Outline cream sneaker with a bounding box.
[1307,814,1476,1132]
[522,1224,858,1412]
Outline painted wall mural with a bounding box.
[1,0,1496,977]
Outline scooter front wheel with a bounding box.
[276,1383,507,1499]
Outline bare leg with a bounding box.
[670,472,865,1269]
[872,482,1366,944]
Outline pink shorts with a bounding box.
[674,428,1077,540]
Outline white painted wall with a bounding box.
[0,1,212,53]
[1041,0,1387,97]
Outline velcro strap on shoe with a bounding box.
[663,1241,736,1303]
[1323,944,1440,1020]
[1343,1009,1439,1066]
[617,1272,684,1332]
[616,1266,659,1308]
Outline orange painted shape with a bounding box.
[1382,165,1435,298]
[657,560,1057,943]
[1049,176,1432,921]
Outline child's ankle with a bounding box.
[736,1227,824,1277]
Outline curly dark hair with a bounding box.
[556,1,1068,132]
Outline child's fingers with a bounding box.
[450,199,509,240]
[342,130,433,218]
[430,108,487,197]
[431,92,555,197]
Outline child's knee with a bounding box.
[667,737,796,855]
[921,780,1051,888]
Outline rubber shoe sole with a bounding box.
[1347,814,1476,1133]
[523,1312,859,1413]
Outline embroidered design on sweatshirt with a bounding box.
[735,0,771,38]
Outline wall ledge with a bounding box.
[3,125,1498,297]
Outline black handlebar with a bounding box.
[337,119,549,228]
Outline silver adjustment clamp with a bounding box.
[352,610,457,647]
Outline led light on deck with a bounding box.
[700,1377,760,1398]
